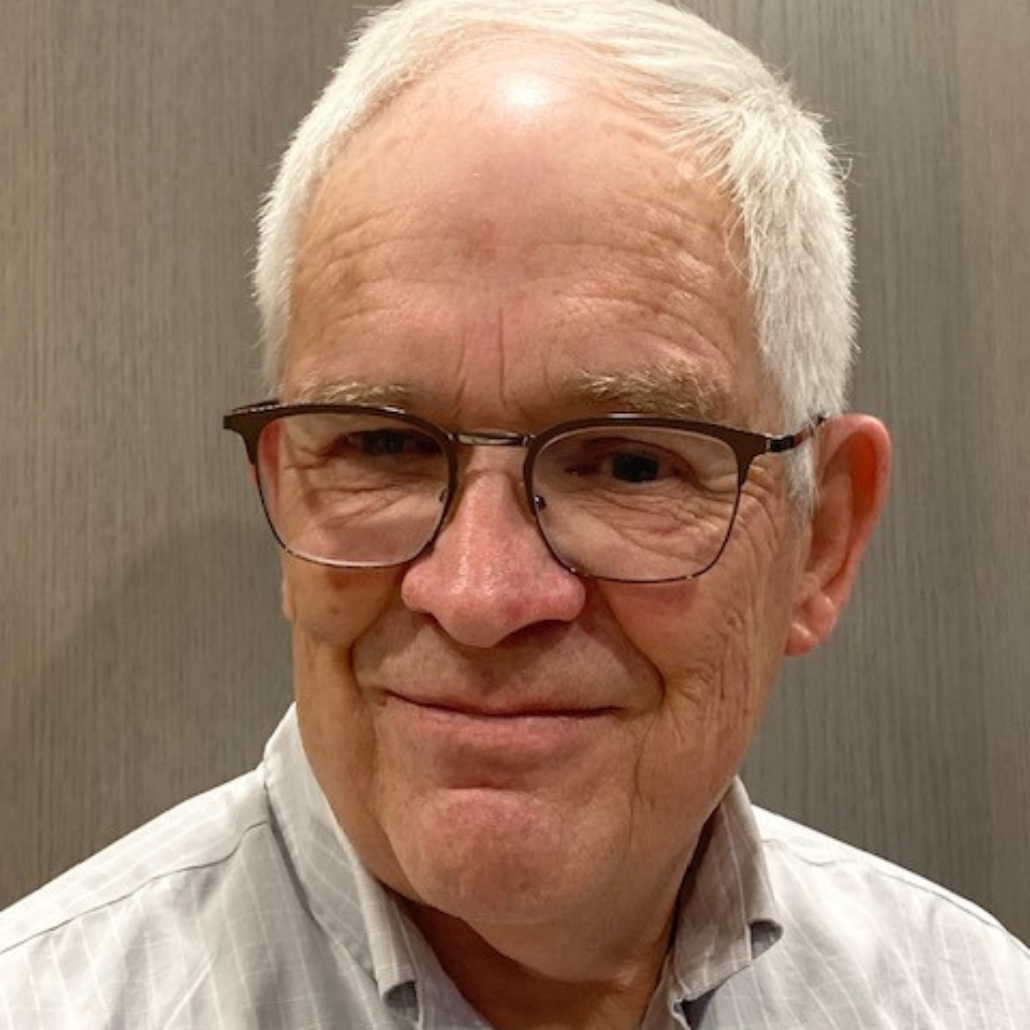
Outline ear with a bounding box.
[785,414,891,656]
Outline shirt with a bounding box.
[1,706,1028,1029]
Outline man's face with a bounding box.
[280,49,807,949]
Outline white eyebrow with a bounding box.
[286,377,414,407]
[562,363,727,422]
[286,363,729,422]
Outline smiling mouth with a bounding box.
[380,692,620,777]
[385,692,615,720]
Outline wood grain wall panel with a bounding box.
[2,0,1027,943]
[953,0,1030,943]
[0,0,356,902]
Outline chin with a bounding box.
[384,787,604,925]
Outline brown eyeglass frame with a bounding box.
[223,400,824,582]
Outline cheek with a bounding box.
[602,576,763,701]
[285,560,416,891]
[282,559,398,779]
[599,502,799,786]
[281,556,401,646]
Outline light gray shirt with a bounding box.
[2,706,1028,1029]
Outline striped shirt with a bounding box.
[2,706,1028,1028]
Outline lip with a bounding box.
[385,691,614,720]
[380,691,618,769]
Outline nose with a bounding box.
[400,462,587,648]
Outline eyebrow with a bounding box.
[287,362,727,423]
[562,363,727,422]
[287,378,415,407]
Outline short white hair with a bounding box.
[254,0,856,501]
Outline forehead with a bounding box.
[285,46,763,427]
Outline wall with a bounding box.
[1,0,1027,941]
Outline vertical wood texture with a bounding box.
[2,1,1027,942]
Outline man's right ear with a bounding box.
[785,414,892,656]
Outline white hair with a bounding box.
[254,0,856,502]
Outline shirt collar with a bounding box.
[666,779,783,1004]
[262,706,422,1004]
[263,707,782,1016]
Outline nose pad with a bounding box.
[401,470,586,648]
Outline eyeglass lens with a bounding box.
[257,411,449,566]
[254,411,742,582]
[532,425,740,580]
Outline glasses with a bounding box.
[223,401,822,584]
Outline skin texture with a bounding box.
[277,45,891,1030]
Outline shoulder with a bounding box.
[0,759,400,1030]
[754,805,1019,935]
[0,768,306,1030]
[750,806,1030,1023]
[0,768,273,956]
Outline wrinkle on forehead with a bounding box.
[288,107,751,385]
[290,210,751,394]
[284,42,763,432]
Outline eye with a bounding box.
[533,426,742,500]
[609,451,661,483]
[560,439,687,485]
[354,429,421,457]
[318,427,439,463]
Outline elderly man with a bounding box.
[2,0,1027,1027]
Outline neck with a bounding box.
[409,902,677,1030]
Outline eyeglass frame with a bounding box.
[223,399,824,583]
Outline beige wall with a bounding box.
[2,1,1027,941]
